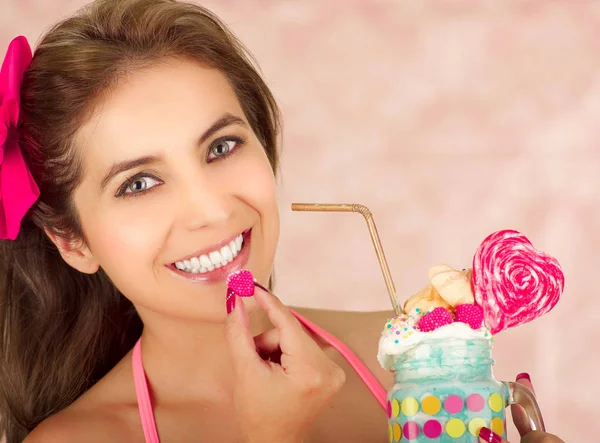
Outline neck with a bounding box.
[137,298,274,404]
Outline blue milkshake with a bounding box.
[379,318,544,442]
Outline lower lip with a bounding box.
[167,230,252,283]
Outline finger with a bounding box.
[521,430,565,443]
[478,437,509,443]
[516,372,535,394]
[252,285,314,354]
[224,296,264,373]
[252,286,327,376]
[253,328,283,364]
[253,328,280,355]
[252,285,302,332]
[511,373,535,437]
[479,426,509,443]
[511,403,530,438]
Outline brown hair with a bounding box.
[0,0,280,441]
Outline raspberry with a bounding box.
[416,307,453,332]
[227,269,255,297]
[455,304,484,329]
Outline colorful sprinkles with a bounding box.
[381,308,492,349]
[384,315,420,341]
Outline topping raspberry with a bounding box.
[416,307,453,332]
[454,304,484,329]
[227,269,255,297]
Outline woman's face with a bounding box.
[70,59,279,321]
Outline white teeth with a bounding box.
[200,255,215,271]
[173,233,245,274]
[221,246,233,263]
[209,251,223,268]
[200,255,213,271]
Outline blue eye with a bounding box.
[207,137,244,161]
[116,174,162,198]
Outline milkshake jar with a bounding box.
[386,338,544,442]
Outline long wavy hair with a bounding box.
[0,1,280,441]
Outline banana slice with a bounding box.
[403,284,452,316]
[428,264,474,307]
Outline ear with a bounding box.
[45,229,100,274]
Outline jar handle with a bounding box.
[504,381,546,432]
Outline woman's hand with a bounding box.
[224,285,346,443]
[478,374,565,443]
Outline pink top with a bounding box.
[132,309,386,443]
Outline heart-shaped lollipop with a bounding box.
[472,230,564,335]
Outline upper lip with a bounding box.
[169,230,248,264]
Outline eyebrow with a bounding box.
[198,113,246,145]
[99,155,161,192]
[99,113,247,192]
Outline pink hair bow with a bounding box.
[0,36,39,240]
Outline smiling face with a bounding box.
[68,58,279,321]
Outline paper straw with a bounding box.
[291,203,402,315]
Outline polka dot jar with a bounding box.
[386,338,509,443]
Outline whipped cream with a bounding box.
[377,313,492,370]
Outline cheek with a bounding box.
[233,151,279,221]
[222,149,280,250]
[78,195,170,280]
[251,158,280,264]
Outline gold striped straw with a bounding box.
[291,203,403,315]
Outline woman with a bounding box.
[0,0,564,442]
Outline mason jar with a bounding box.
[386,338,544,442]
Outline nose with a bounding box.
[175,175,231,232]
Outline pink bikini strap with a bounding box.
[132,339,161,443]
[290,309,387,410]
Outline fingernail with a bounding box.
[253,280,270,293]
[226,288,236,314]
[479,427,502,443]
[227,269,255,297]
[237,296,249,330]
[516,372,531,382]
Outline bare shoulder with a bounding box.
[24,407,122,443]
[293,306,395,390]
[25,352,141,443]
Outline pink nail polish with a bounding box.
[238,297,249,330]
[516,372,531,382]
[226,288,236,314]
[479,427,502,443]
[227,269,255,297]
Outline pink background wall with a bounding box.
[2,0,598,440]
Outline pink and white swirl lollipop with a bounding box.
[472,230,564,335]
